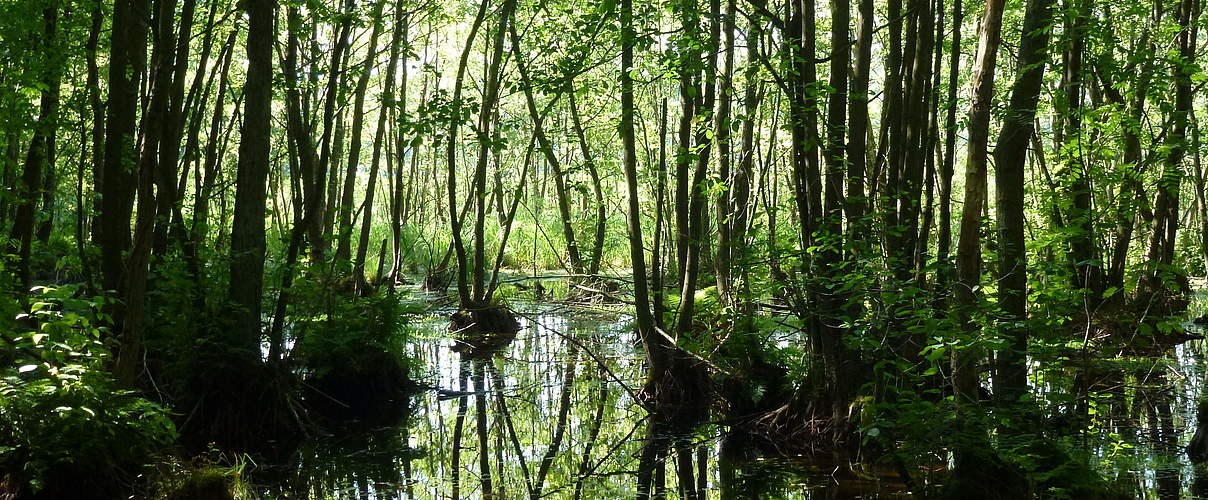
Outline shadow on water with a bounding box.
[244,284,1208,499]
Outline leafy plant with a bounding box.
[0,285,177,496]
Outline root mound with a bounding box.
[449,306,521,359]
[304,350,414,429]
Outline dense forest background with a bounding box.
[1,0,1207,497]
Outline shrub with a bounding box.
[0,286,177,499]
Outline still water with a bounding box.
[250,285,1208,499]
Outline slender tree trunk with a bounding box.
[623,0,670,489]
[445,0,490,306]
[355,3,408,288]
[469,0,517,304]
[734,17,762,325]
[567,88,607,276]
[153,0,198,254]
[1192,112,1208,274]
[897,0,934,281]
[194,32,237,247]
[317,2,354,257]
[87,0,105,245]
[283,6,323,265]
[937,0,962,291]
[34,138,56,245]
[992,0,1055,403]
[847,0,873,228]
[389,19,411,289]
[673,0,700,276]
[335,1,385,264]
[1060,0,1102,296]
[714,0,737,302]
[11,4,61,293]
[953,0,1004,411]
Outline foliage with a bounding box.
[0,285,176,496]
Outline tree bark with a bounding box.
[335,1,385,264]
[227,0,276,351]
[354,2,408,288]
[953,0,1003,407]
[101,0,150,297]
[11,4,61,292]
[992,0,1055,403]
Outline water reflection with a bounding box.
[251,290,1208,499]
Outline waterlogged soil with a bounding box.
[251,285,1208,499]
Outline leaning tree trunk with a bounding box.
[335,2,384,264]
[992,0,1055,404]
[354,2,408,290]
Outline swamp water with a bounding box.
[246,286,1208,499]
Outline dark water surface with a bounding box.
[249,286,1208,499]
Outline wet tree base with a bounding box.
[1068,307,1202,356]
[422,271,452,292]
[161,468,237,500]
[179,352,305,460]
[1188,399,1208,462]
[448,306,521,359]
[304,349,415,429]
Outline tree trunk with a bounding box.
[87,0,105,245]
[992,0,1055,403]
[954,0,1003,407]
[714,0,737,302]
[567,88,607,276]
[469,0,517,305]
[1142,0,1197,305]
[10,4,61,292]
[354,2,408,289]
[445,0,490,306]
[317,2,355,257]
[227,0,275,352]
[335,1,385,264]
[152,0,197,255]
[937,0,962,293]
[1059,0,1102,296]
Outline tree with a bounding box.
[992,0,1055,403]
[227,0,275,351]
